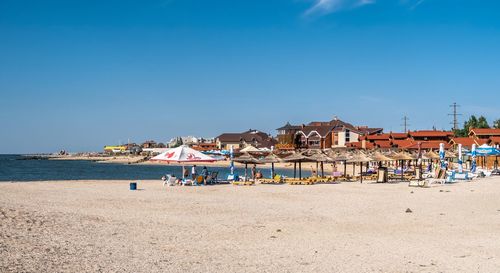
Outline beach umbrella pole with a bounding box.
[360,163,363,184]
[294,162,297,178]
[299,161,302,180]
[401,160,404,182]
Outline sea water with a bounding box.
[0,155,309,182]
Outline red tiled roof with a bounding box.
[297,126,334,138]
[470,128,500,136]
[356,127,384,135]
[490,136,500,144]
[392,139,415,148]
[390,133,408,139]
[450,137,476,148]
[404,141,451,150]
[365,134,391,141]
[476,139,489,145]
[374,140,392,148]
[408,130,453,137]
[346,141,374,149]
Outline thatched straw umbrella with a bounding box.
[347,152,373,183]
[234,153,261,180]
[425,150,441,160]
[307,152,333,177]
[390,152,414,181]
[371,151,393,164]
[283,152,312,180]
[445,150,457,159]
[259,153,283,179]
[327,150,353,178]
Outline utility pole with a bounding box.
[448,102,462,130]
[401,116,410,132]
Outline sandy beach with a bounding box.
[1,178,500,272]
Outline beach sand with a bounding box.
[1,178,500,272]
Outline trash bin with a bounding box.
[130,182,137,190]
[377,167,388,183]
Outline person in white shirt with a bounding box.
[191,165,197,180]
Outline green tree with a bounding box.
[455,115,480,137]
[493,119,500,129]
[477,116,490,129]
[455,115,491,137]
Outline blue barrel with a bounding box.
[130,182,137,190]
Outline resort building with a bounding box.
[191,142,217,152]
[166,136,215,148]
[276,122,302,150]
[216,129,277,150]
[449,137,479,150]
[276,117,383,150]
[468,128,500,140]
[408,130,454,142]
[349,130,455,151]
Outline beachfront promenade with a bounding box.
[1,178,500,272]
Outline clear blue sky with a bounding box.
[1,0,500,153]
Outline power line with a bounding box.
[448,102,462,130]
[401,116,410,132]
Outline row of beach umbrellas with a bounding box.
[149,145,464,182]
[233,148,460,181]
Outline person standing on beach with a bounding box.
[191,165,197,180]
[201,166,208,184]
[251,165,257,180]
[183,167,189,179]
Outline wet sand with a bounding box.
[1,178,500,272]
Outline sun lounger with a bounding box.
[260,175,284,184]
[163,175,177,186]
[286,179,314,185]
[232,180,254,186]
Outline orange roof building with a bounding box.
[489,136,500,146]
[408,130,454,142]
[449,137,477,149]
[469,128,500,139]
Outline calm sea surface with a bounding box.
[0,155,308,182]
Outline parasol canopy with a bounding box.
[259,153,283,164]
[370,151,393,162]
[150,146,217,163]
[233,153,261,164]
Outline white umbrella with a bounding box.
[151,145,217,163]
[151,146,218,180]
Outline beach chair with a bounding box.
[163,175,177,186]
[232,179,254,186]
[274,175,283,183]
[204,172,218,184]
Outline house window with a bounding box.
[308,140,320,146]
[345,130,350,143]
